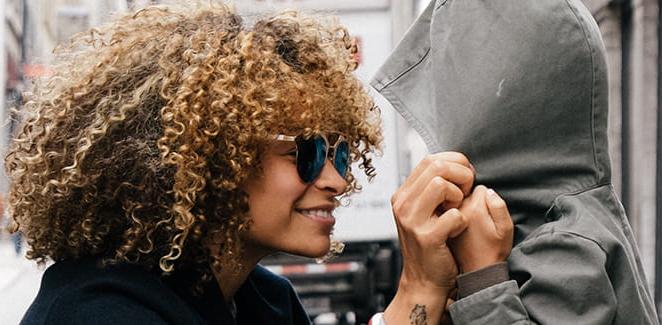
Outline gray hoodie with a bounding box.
[371,0,658,323]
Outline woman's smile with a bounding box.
[296,208,336,229]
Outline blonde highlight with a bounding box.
[6,2,382,286]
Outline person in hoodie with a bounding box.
[372,0,659,324]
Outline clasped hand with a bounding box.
[384,152,514,324]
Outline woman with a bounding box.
[7,3,510,325]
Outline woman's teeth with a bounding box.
[300,209,333,218]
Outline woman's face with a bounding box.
[241,139,348,259]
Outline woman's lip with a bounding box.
[297,204,337,211]
[297,210,336,227]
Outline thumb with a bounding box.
[435,208,468,242]
[486,189,513,237]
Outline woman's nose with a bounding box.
[314,160,348,195]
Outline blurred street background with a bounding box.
[0,0,660,324]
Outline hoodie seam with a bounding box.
[377,47,431,91]
[606,186,637,245]
[517,227,609,256]
[544,181,611,221]
[434,0,449,11]
[527,193,610,255]
[564,0,601,184]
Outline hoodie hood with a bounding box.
[371,0,610,242]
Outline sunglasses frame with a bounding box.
[273,133,350,183]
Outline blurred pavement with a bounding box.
[0,239,45,325]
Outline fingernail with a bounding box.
[487,189,496,197]
[447,208,460,217]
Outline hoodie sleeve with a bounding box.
[449,231,617,325]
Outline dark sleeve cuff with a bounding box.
[457,262,510,299]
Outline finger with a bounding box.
[446,297,455,310]
[438,181,464,212]
[469,162,476,174]
[460,185,487,210]
[458,185,490,223]
[410,161,474,200]
[471,185,490,213]
[433,151,472,168]
[412,177,462,224]
[434,208,468,242]
[486,188,513,237]
[403,152,473,190]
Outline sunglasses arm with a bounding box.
[273,134,297,142]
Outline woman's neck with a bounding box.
[211,244,270,302]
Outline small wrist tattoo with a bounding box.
[409,304,427,325]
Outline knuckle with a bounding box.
[431,177,446,191]
[422,155,435,167]
[457,210,471,225]
[452,184,465,198]
[432,160,448,175]
[492,198,507,210]
[450,151,471,166]
[445,208,461,219]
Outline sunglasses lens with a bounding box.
[296,136,327,183]
[333,140,349,177]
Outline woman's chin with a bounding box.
[296,241,331,259]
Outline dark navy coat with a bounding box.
[20,258,310,325]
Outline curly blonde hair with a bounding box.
[5,2,381,282]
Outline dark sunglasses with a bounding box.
[274,133,350,183]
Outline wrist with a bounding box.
[461,258,505,273]
[384,281,448,324]
[397,279,452,301]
